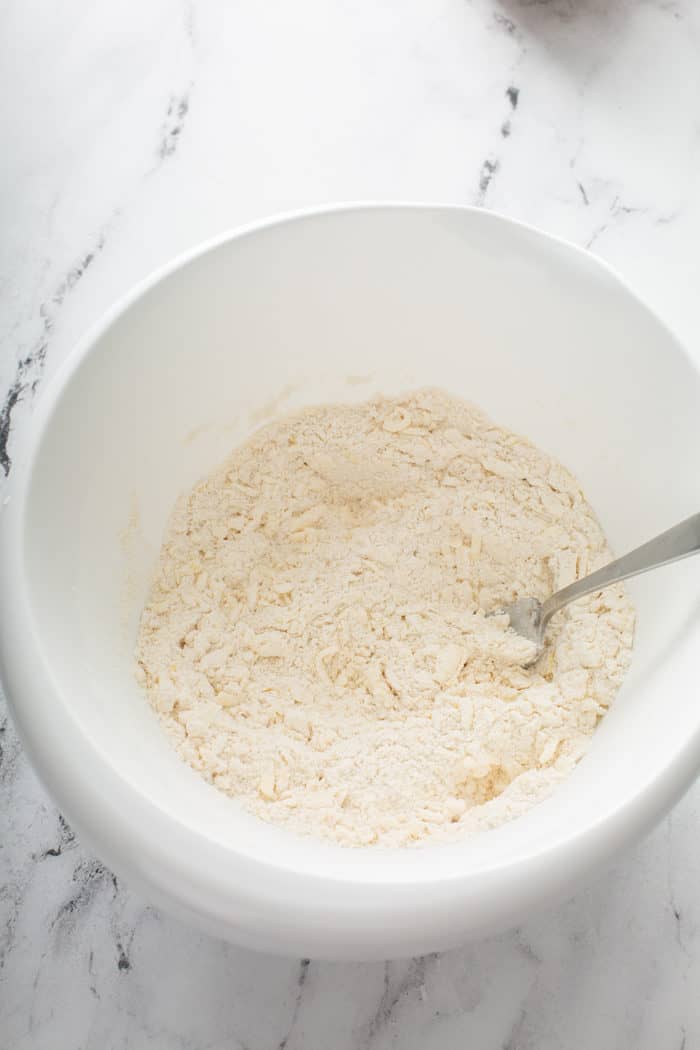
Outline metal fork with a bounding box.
[500,512,700,666]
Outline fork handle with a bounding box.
[540,511,700,626]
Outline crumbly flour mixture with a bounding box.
[136,389,634,847]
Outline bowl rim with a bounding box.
[2,201,700,955]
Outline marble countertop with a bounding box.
[2,0,700,1046]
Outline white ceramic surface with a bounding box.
[1,204,699,960]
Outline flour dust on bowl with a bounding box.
[1,205,699,960]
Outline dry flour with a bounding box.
[136,388,634,847]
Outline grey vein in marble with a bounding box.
[361,955,439,1048]
[277,958,311,1050]
[158,91,192,162]
[0,231,108,476]
[474,85,522,205]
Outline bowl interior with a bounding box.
[21,206,700,882]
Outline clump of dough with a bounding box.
[136,389,635,847]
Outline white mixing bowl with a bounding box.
[2,205,700,960]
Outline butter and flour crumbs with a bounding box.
[136,389,635,847]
